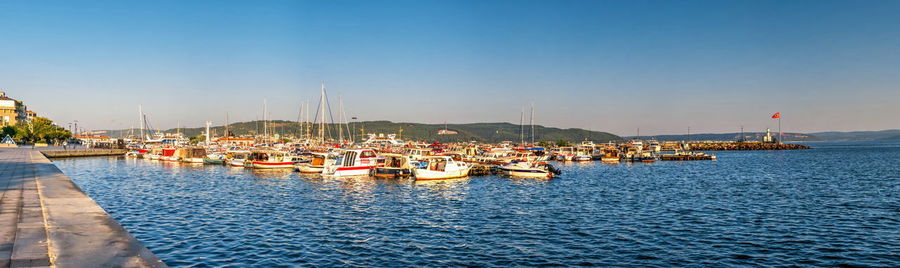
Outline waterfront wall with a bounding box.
[41,149,127,158]
[0,148,164,267]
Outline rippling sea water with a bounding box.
[54,142,899,267]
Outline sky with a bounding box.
[1,0,898,136]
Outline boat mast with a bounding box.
[139,105,144,141]
[225,112,229,138]
[305,100,310,140]
[520,107,524,145]
[530,103,534,144]
[338,94,344,144]
[263,98,268,140]
[319,82,326,144]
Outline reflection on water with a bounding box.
[53,143,900,266]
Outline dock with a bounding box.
[40,149,127,158]
[0,148,164,267]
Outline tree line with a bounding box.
[1,117,72,144]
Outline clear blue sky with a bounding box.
[2,0,899,136]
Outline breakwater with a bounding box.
[41,149,127,158]
[688,142,810,151]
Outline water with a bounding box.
[53,142,900,267]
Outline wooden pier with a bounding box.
[0,148,164,267]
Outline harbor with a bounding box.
[49,142,900,266]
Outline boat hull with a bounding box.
[414,167,471,180]
[203,159,225,165]
[296,165,325,174]
[373,167,413,178]
[182,158,204,163]
[250,161,294,169]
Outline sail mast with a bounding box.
[263,98,268,140]
[225,112,229,138]
[520,107,524,145]
[530,103,534,144]
[319,82,326,144]
[338,94,344,143]
[139,105,144,141]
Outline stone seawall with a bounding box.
[0,148,165,267]
[41,149,127,158]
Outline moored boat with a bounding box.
[498,161,561,178]
[323,149,379,177]
[414,156,472,180]
[372,153,414,178]
[248,150,295,169]
[296,152,334,174]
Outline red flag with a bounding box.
[771,112,781,119]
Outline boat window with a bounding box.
[344,152,357,166]
[361,151,376,158]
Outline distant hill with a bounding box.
[624,132,820,142]
[105,120,622,143]
[809,129,900,142]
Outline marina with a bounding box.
[3,0,899,266]
[51,142,900,266]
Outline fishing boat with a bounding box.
[574,149,592,162]
[203,152,226,165]
[323,149,379,177]
[124,149,147,158]
[413,156,472,180]
[555,147,576,161]
[600,148,621,163]
[498,161,561,178]
[180,148,207,163]
[295,152,334,174]
[160,148,179,162]
[248,150,295,169]
[372,153,414,178]
[225,150,251,167]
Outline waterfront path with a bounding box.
[0,148,164,267]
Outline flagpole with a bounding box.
[778,115,783,143]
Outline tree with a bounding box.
[1,126,16,139]
[555,139,571,147]
[14,117,72,144]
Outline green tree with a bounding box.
[15,117,72,144]
[555,139,571,147]
[1,126,16,139]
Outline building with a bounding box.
[0,92,27,126]
[25,110,37,121]
[215,137,255,147]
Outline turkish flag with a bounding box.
[771,112,781,119]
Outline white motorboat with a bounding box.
[323,149,379,177]
[414,156,471,180]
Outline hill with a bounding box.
[105,120,622,143]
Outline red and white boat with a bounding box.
[160,148,179,162]
[323,149,379,177]
[248,150,295,169]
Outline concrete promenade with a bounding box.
[0,148,164,267]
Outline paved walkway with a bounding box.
[0,148,164,267]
